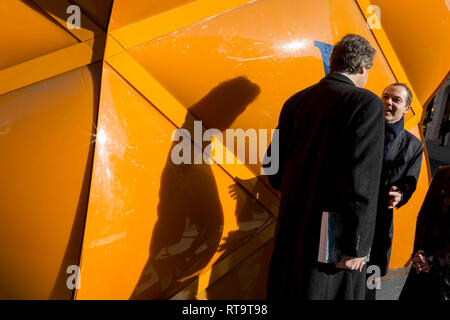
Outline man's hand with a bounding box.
[411,250,430,274]
[336,255,366,272]
[387,186,402,209]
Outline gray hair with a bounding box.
[329,34,376,74]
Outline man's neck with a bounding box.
[385,117,404,135]
[344,73,361,87]
[337,72,360,87]
[385,117,404,125]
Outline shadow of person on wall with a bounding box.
[201,174,277,299]
[130,76,261,299]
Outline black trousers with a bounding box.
[307,262,368,300]
[441,133,447,146]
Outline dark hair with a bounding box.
[384,83,413,106]
[329,34,376,74]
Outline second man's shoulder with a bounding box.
[350,86,384,107]
[404,130,425,152]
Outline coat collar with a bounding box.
[385,117,405,138]
[320,72,356,87]
[385,129,407,162]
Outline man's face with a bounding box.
[382,85,410,123]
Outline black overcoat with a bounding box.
[265,73,384,299]
[370,129,424,276]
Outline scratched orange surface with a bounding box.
[0,0,448,299]
[75,64,274,299]
[129,0,396,177]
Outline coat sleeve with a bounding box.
[395,142,424,209]
[341,98,385,258]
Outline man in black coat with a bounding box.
[399,166,450,301]
[366,83,424,299]
[264,34,385,300]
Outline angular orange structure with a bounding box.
[0,0,448,299]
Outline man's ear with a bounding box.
[404,105,411,115]
[359,64,367,74]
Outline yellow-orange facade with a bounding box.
[0,0,448,299]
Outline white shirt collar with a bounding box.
[336,72,352,81]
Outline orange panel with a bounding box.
[0,0,77,70]
[72,0,114,31]
[75,64,274,299]
[0,63,100,299]
[173,239,275,300]
[200,240,274,300]
[129,0,396,177]
[369,0,450,106]
[109,0,197,31]
[3,0,444,299]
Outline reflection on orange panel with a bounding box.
[200,240,274,300]
[0,0,78,70]
[369,0,450,106]
[109,0,197,31]
[76,64,274,299]
[129,0,396,176]
[390,124,429,268]
[0,63,100,299]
